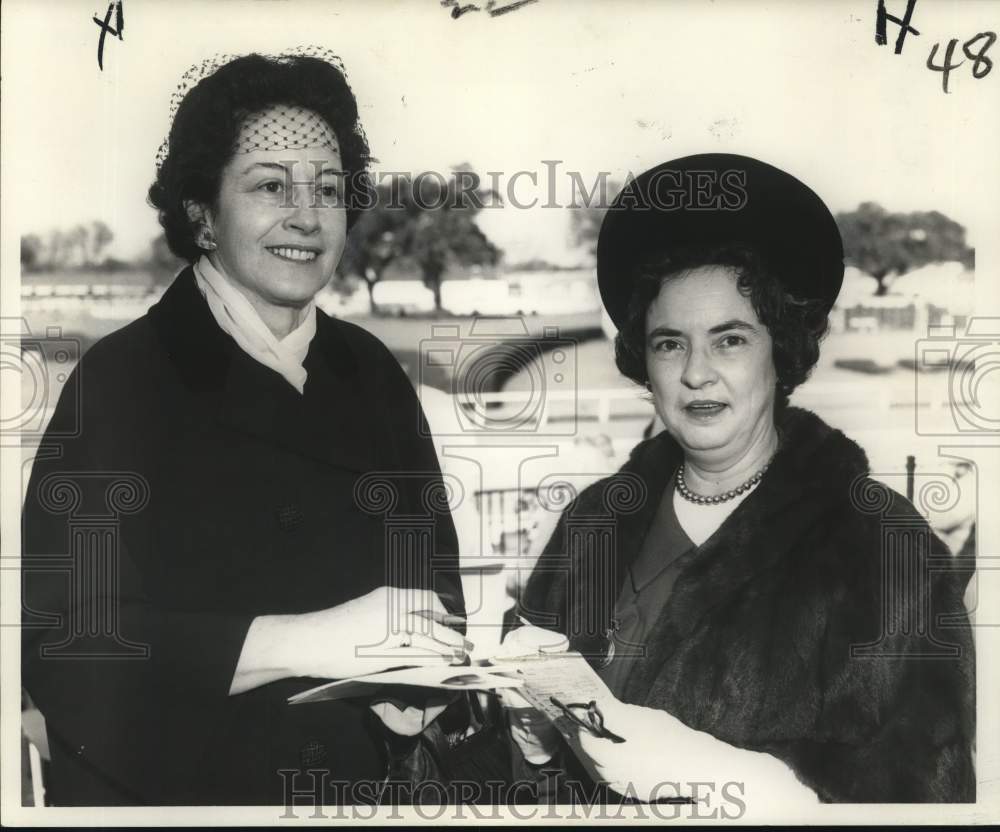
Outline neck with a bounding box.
[248,301,304,340]
[206,254,308,339]
[682,420,779,497]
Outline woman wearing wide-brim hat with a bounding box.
[501,154,975,803]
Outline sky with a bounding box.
[3,0,998,266]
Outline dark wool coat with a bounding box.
[21,268,462,806]
[521,406,975,803]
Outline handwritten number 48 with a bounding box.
[927,32,995,93]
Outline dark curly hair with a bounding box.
[148,53,372,262]
[614,243,830,411]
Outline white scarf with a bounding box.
[193,256,316,394]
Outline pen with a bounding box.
[489,654,555,663]
[549,695,626,743]
[411,609,467,628]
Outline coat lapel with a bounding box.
[562,443,675,660]
[609,438,681,605]
[148,268,374,473]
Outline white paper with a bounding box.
[495,652,619,739]
[287,664,524,704]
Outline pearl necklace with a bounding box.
[675,461,770,505]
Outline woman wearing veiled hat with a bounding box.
[500,154,975,804]
[21,51,471,806]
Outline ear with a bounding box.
[183,200,212,226]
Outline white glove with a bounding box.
[496,624,569,764]
[571,698,818,807]
[494,623,569,660]
[230,586,469,696]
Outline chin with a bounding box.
[264,279,325,306]
[678,435,733,455]
[669,423,734,454]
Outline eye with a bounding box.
[719,333,748,348]
[652,338,683,354]
[258,180,283,194]
[317,184,342,203]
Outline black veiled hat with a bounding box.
[597,153,844,329]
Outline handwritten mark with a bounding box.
[488,0,539,17]
[927,40,963,94]
[441,0,539,20]
[927,31,995,93]
[449,2,480,17]
[93,0,125,71]
[875,0,919,54]
[874,1,994,94]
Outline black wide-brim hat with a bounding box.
[597,153,844,329]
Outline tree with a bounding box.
[568,179,621,259]
[68,224,90,268]
[91,220,114,266]
[20,234,43,272]
[338,209,408,311]
[836,202,974,295]
[22,222,123,272]
[46,230,67,269]
[338,164,501,311]
[147,232,186,287]
[402,189,500,309]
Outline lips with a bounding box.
[684,400,727,418]
[267,245,320,263]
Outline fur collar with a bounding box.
[557,407,877,704]
[623,406,872,522]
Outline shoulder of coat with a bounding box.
[317,311,399,368]
[72,315,160,387]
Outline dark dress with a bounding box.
[597,480,693,697]
[21,268,463,805]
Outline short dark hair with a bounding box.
[613,243,829,410]
[148,53,372,262]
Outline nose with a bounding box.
[283,184,321,235]
[680,345,717,389]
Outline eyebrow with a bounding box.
[647,319,759,340]
[239,161,345,176]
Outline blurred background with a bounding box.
[16,174,980,554]
[14,153,983,807]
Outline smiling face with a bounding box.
[645,265,778,465]
[196,107,347,318]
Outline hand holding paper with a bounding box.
[283,585,470,680]
[495,624,570,764]
[571,699,818,805]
